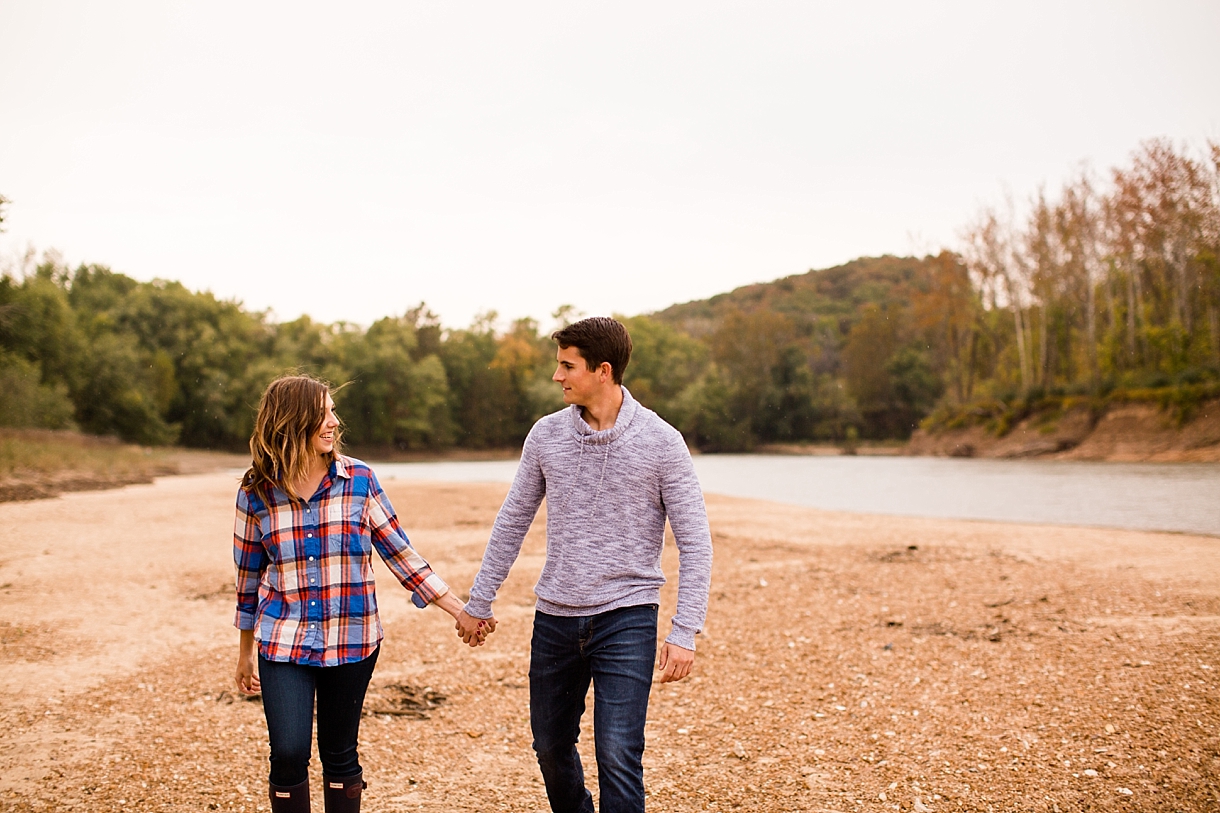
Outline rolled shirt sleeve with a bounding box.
[233,488,266,631]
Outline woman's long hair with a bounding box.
[242,375,342,503]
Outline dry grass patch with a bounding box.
[0,428,246,501]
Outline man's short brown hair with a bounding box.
[551,317,633,385]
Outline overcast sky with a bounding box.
[1,2,1217,330]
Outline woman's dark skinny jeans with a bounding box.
[530,604,657,813]
[258,648,379,787]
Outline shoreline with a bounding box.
[7,447,1216,543]
[4,417,1216,505]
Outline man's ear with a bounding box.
[599,361,613,382]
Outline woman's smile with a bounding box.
[312,395,340,455]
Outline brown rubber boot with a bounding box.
[268,778,310,812]
[322,770,366,812]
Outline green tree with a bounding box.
[618,314,708,420]
[0,351,76,429]
[440,314,530,448]
[669,365,754,452]
[67,265,274,447]
[340,314,454,450]
[841,304,939,438]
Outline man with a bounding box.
[456,316,713,813]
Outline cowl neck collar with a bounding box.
[569,386,638,445]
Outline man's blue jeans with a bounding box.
[258,648,379,786]
[530,604,658,813]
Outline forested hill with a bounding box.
[655,255,936,338]
[629,253,964,449]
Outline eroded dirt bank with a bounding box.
[908,399,1220,462]
[0,474,1216,812]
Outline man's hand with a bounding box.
[657,642,694,683]
[455,610,497,647]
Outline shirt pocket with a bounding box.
[327,501,370,558]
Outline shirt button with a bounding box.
[310,624,316,630]
[308,556,315,561]
[310,578,316,584]
[307,533,313,538]
[311,601,317,605]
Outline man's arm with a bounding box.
[462,428,548,621]
[658,431,713,680]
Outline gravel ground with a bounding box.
[0,474,1216,812]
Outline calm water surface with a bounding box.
[371,456,1220,536]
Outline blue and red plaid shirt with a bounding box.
[233,455,448,667]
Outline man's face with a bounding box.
[553,345,604,406]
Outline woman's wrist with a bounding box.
[431,589,464,619]
[239,629,257,656]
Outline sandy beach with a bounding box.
[0,472,1216,812]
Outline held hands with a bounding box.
[657,642,695,683]
[455,610,497,647]
[431,590,496,647]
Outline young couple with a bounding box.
[234,316,713,813]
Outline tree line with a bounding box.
[0,258,562,449]
[1,139,1216,452]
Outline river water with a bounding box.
[370,455,1220,537]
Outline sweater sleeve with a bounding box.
[463,425,547,619]
[659,431,713,649]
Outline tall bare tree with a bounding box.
[963,205,1032,393]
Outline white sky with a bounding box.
[1,2,1217,330]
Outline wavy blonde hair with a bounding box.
[242,374,342,503]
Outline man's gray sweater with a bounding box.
[463,387,713,650]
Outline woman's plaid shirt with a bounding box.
[233,455,448,666]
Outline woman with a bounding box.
[233,375,488,812]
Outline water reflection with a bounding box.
[371,456,1220,536]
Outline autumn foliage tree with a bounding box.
[959,139,1220,399]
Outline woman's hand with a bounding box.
[235,629,261,695]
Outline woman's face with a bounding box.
[311,392,339,457]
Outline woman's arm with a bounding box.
[360,468,494,643]
[365,473,451,604]
[233,488,268,632]
[235,629,261,695]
